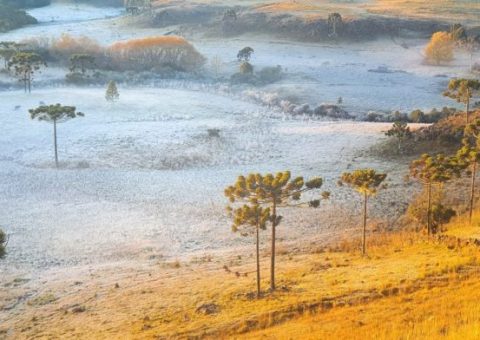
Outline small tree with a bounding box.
[424,31,454,65]
[105,80,119,102]
[225,171,329,291]
[210,55,223,79]
[385,121,412,153]
[457,120,480,224]
[327,13,342,38]
[226,204,270,298]
[8,52,46,93]
[338,169,387,255]
[443,78,480,124]
[29,104,84,168]
[0,229,7,259]
[409,154,459,235]
[237,47,254,62]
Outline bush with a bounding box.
[424,31,454,65]
[51,34,103,62]
[0,229,6,258]
[257,65,282,84]
[407,189,456,233]
[108,36,205,72]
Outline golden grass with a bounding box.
[3,227,480,339]
[367,0,480,25]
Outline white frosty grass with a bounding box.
[0,87,401,272]
[26,1,123,23]
[0,3,470,114]
[0,3,467,275]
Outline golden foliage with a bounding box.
[107,35,205,72]
[51,33,103,57]
[424,31,454,65]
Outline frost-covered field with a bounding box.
[0,87,401,273]
[0,2,464,278]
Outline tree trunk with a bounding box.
[466,93,470,124]
[362,192,367,256]
[427,182,432,236]
[470,161,477,225]
[270,199,276,292]
[256,223,260,298]
[53,119,58,168]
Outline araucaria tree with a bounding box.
[105,80,119,102]
[29,104,84,168]
[385,121,412,153]
[225,171,329,291]
[443,79,480,124]
[226,204,270,298]
[8,52,46,93]
[69,54,95,75]
[409,154,459,235]
[457,120,480,224]
[338,169,387,256]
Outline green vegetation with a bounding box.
[29,104,85,168]
[0,229,7,258]
[385,121,412,153]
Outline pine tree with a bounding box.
[105,80,119,103]
[29,104,84,168]
[338,169,387,255]
[226,204,270,298]
[225,171,329,291]
[443,78,480,124]
[409,154,460,235]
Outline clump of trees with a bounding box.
[29,104,84,168]
[424,31,455,65]
[8,52,46,93]
[338,169,387,255]
[66,54,98,84]
[225,171,329,292]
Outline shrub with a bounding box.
[424,32,454,65]
[108,36,205,72]
[51,34,103,62]
[257,65,282,84]
[0,229,7,258]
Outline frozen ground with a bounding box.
[0,3,466,279]
[0,87,404,274]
